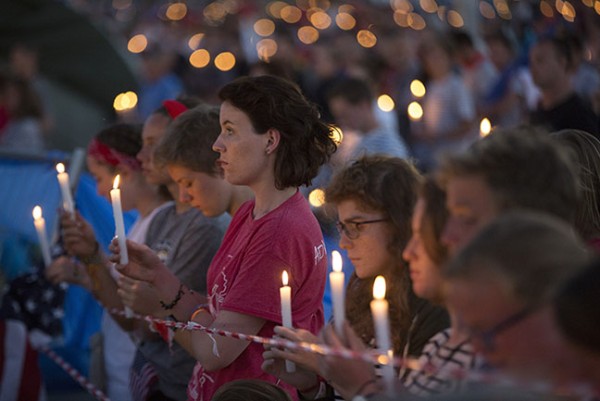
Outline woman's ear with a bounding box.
[265,128,281,155]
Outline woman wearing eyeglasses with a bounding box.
[263,156,449,399]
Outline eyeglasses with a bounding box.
[470,306,535,352]
[335,219,388,240]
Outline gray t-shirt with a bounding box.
[138,203,230,400]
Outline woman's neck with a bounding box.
[227,185,254,216]
[251,184,297,219]
[447,308,471,346]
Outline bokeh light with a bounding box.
[377,94,395,112]
[408,101,423,121]
[189,49,211,68]
[257,39,278,61]
[420,0,438,13]
[357,30,377,48]
[267,1,288,18]
[214,52,236,71]
[281,5,302,23]
[329,125,343,145]
[540,0,554,17]
[127,34,147,53]
[447,10,464,27]
[166,2,187,21]
[410,80,426,98]
[408,12,427,30]
[479,1,497,18]
[308,188,326,208]
[113,91,138,111]
[254,18,276,36]
[394,11,409,27]
[298,26,319,44]
[204,2,228,23]
[338,4,355,13]
[310,10,332,29]
[335,12,356,30]
[480,117,492,137]
[188,33,205,50]
[392,0,414,13]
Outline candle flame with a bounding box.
[373,275,386,300]
[113,175,120,190]
[332,250,343,273]
[32,205,42,220]
[282,270,289,286]
[480,118,492,137]
[56,163,65,174]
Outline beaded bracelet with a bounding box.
[159,283,185,310]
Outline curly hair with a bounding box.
[218,75,337,189]
[326,155,421,353]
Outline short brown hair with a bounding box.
[552,129,600,241]
[418,176,449,266]
[445,211,589,305]
[154,104,221,175]
[437,126,579,223]
[218,75,337,189]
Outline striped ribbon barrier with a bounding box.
[36,344,111,401]
[108,307,420,370]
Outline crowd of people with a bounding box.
[1,2,600,401]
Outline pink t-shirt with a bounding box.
[187,191,327,401]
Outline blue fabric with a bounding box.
[0,157,136,349]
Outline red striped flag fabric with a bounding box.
[0,319,46,401]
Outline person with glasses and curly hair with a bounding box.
[263,156,449,400]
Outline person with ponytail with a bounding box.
[111,75,337,400]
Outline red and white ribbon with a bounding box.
[37,344,111,401]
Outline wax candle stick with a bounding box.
[280,270,295,372]
[330,250,346,336]
[56,163,75,215]
[370,275,395,394]
[110,175,128,265]
[32,206,52,267]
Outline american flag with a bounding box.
[129,350,158,401]
[0,319,46,401]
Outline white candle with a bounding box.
[370,275,395,394]
[56,163,75,215]
[32,206,52,268]
[110,175,128,265]
[280,270,295,372]
[330,250,346,336]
